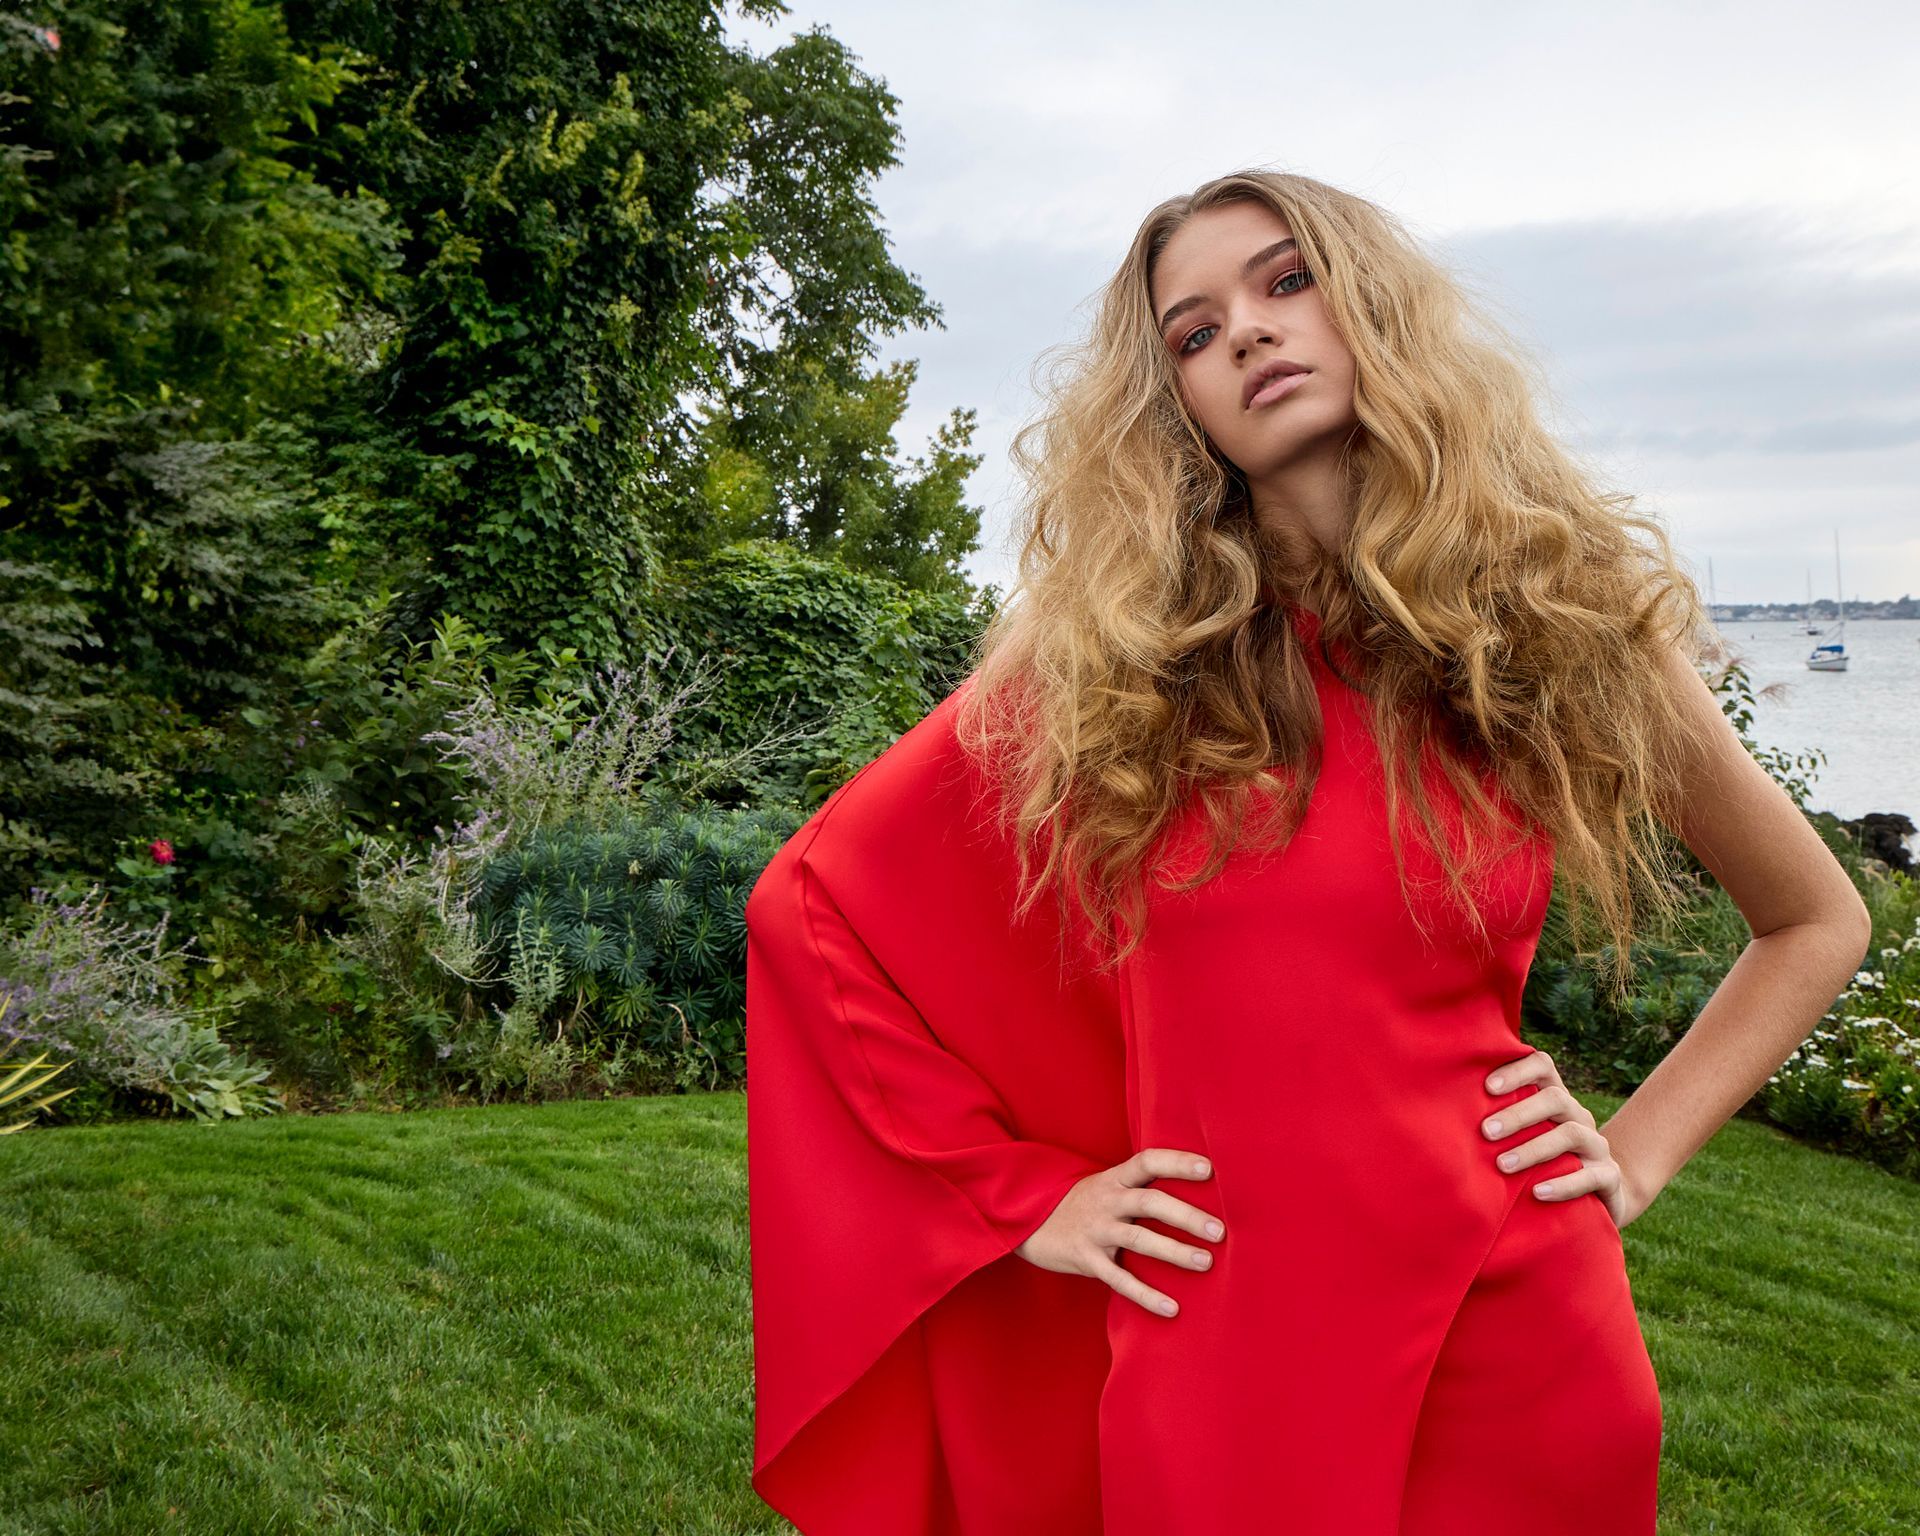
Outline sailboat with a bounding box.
[1806,529,1848,672]
[1801,569,1824,634]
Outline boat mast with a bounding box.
[1832,528,1845,628]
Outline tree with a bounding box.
[0,2,394,888]
[690,355,986,596]
[664,24,988,596]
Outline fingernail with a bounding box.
[1489,1076,1505,1090]
[1206,1221,1224,1238]
[1536,1182,1554,1197]
[1485,1119,1503,1137]
[1193,1160,1210,1176]
[1158,1298,1178,1315]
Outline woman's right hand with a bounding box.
[1013,1148,1224,1317]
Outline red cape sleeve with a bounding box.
[746,685,1131,1534]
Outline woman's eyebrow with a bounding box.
[1158,237,1298,336]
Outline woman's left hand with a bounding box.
[1480,1048,1636,1231]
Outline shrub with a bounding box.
[471,793,802,1094]
[335,644,804,1099]
[1764,907,1920,1178]
[0,884,282,1122]
[643,539,987,808]
[1524,917,1726,1090]
[0,993,81,1131]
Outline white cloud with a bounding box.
[724,0,1920,601]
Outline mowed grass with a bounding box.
[1,1090,1915,1534]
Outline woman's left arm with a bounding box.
[1594,640,1873,1221]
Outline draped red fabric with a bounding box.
[744,610,1660,1534]
[745,683,1131,1534]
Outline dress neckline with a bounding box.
[1256,581,1312,612]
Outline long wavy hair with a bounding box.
[952,168,1721,1001]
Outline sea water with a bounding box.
[1709,617,1920,843]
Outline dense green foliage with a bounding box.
[277,0,736,662]
[688,354,990,593]
[473,793,803,1089]
[0,0,1007,1120]
[0,3,388,881]
[0,0,984,893]
[646,538,988,806]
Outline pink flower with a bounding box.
[149,839,175,865]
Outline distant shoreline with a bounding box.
[1709,610,1917,623]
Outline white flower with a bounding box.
[1841,1078,1870,1091]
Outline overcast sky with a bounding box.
[725,1,1920,606]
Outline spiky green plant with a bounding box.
[471,791,802,1086]
[0,996,80,1132]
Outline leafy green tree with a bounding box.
[660,26,988,595]
[282,5,977,654]
[0,0,1000,912]
[0,6,392,451]
[0,557,144,884]
[280,0,755,663]
[691,355,987,596]
[0,3,396,893]
[706,26,940,386]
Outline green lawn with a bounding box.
[2,1091,1915,1534]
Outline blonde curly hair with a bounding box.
[953,168,1720,1001]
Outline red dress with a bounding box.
[746,604,1661,1534]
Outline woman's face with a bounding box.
[1149,200,1360,498]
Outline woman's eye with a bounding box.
[1176,266,1314,356]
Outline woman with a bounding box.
[744,170,1870,1535]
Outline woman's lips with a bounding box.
[1247,370,1310,409]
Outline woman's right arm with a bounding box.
[1014,1147,1226,1319]
[752,844,1223,1316]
